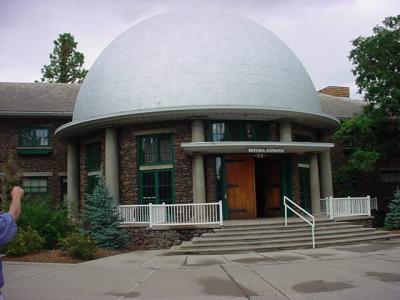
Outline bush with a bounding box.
[59,233,97,260]
[18,197,75,248]
[82,176,128,249]
[4,227,45,257]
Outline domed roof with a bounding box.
[58,11,338,136]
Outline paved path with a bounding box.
[3,240,400,299]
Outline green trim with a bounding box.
[17,148,52,155]
[215,155,229,220]
[280,155,293,216]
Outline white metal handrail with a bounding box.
[283,196,315,248]
[119,201,223,227]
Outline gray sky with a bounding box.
[1,0,399,99]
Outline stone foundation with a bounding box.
[337,217,374,228]
[124,227,213,249]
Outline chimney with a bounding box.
[319,86,350,97]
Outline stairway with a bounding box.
[168,218,400,255]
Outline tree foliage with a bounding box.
[334,15,400,195]
[82,176,128,249]
[39,33,88,83]
[350,15,400,119]
[385,188,400,229]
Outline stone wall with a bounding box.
[0,117,70,203]
[205,154,217,202]
[124,227,212,249]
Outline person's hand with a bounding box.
[11,186,24,201]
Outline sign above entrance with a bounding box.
[248,148,285,154]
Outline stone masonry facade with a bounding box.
[0,117,70,203]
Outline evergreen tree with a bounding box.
[385,188,400,230]
[39,33,88,83]
[82,176,128,248]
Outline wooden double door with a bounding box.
[225,154,281,219]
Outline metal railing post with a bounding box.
[149,203,153,228]
[367,195,371,217]
[284,196,288,226]
[312,225,315,249]
[219,200,223,226]
[329,196,334,219]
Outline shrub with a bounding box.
[17,197,75,248]
[59,233,97,260]
[82,176,128,249]
[5,227,45,257]
[385,188,400,230]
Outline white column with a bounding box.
[319,132,334,198]
[67,142,79,221]
[279,121,292,142]
[310,153,321,214]
[191,120,206,203]
[320,150,333,198]
[105,128,120,204]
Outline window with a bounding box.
[85,142,102,194]
[208,121,270,142]
[140,135,173,165]
[23,177,48,193]
[18,128,50,147]
[140,170,174,204]
[138,134,175,204]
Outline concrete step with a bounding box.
[221,218,332,228]
[205,224,362,237]
[180,231,390,249]
[214,221,350,232]
[168,234,400,255]
[193,227,376,243]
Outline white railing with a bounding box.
[320,196,372,219]
[283,196,315,248]
[119,201,223,227]
[118,204,150,224]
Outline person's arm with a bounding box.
[9,186,24,221]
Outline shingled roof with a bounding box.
[319,92,364,120]
[0,82,364,120]
[0,82,79,117]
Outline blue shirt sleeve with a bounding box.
[0,213,17,246]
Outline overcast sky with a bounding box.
[1,0,399,99]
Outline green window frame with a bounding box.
[139,134,174,165]
[139,169,175,204]
[208,121,270,142]
[85,142,102,194]
[23,177,48,194]
[18,127,50,147]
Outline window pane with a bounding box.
[142,137,158,164]
[86,142,101,172]
[212,123,226,142]
[142,172,156,203]
[159,137,172,162]
[23,178,48,193]
[18,128,49,147]
[158,171,172,204]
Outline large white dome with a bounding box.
[58,11,338,136]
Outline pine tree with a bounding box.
[39,33,88,83]
[385,188,400,230]
[82,176,128,248]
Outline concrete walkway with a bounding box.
[3,239,400,299]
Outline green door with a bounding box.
[299,164,311,213]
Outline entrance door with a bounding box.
[225,154,256,219]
